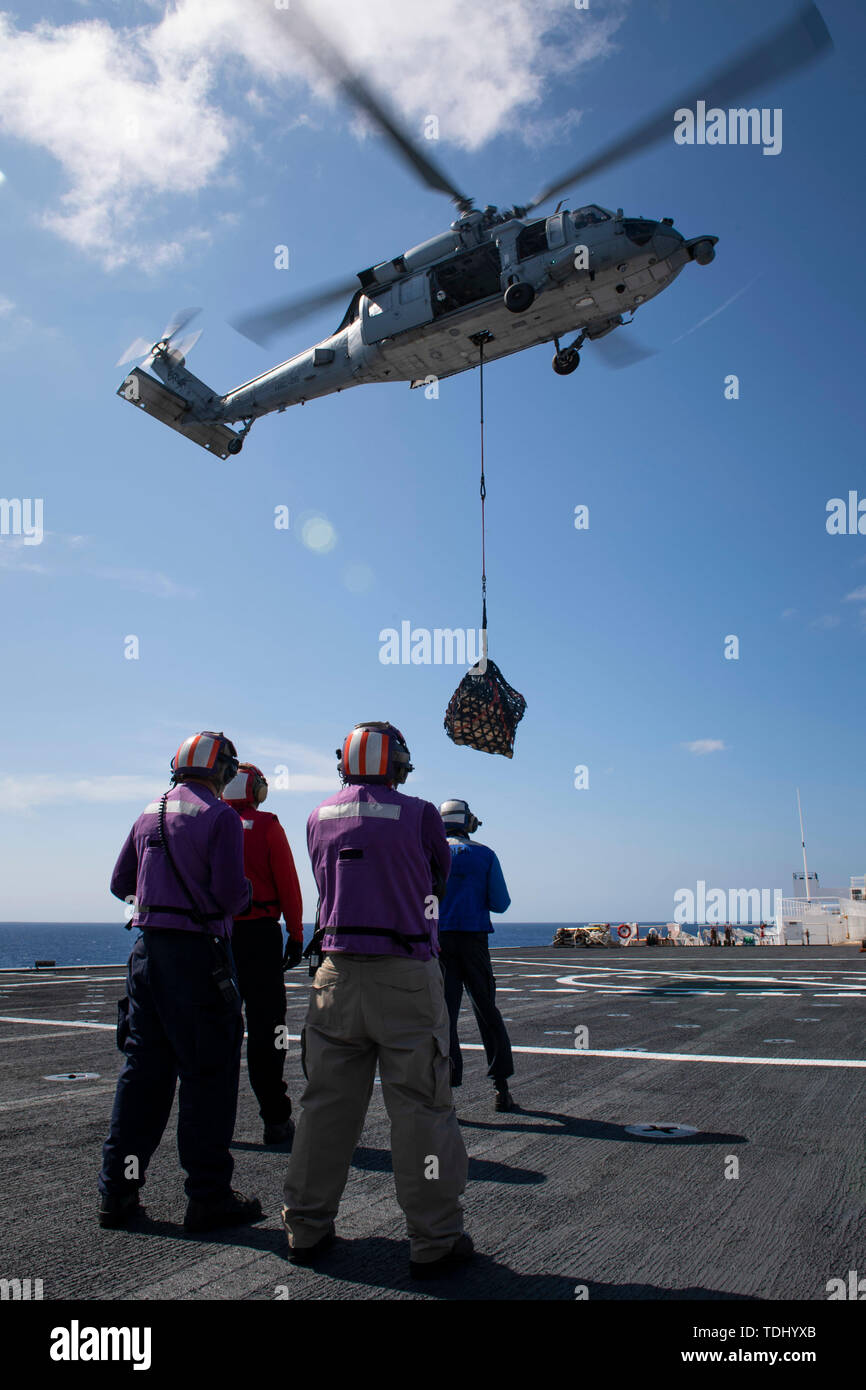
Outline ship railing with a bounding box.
[778,896,841,919]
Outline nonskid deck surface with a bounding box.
[0,947,864,1302]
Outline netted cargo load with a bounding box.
[444,656,526,759]
[552,924,611,948]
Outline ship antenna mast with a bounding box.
[797,787,811,902]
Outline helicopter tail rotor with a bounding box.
[115,307,202,369]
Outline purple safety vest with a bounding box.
[307,783,451,960]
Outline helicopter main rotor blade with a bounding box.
[525,3,832,213]
[232,277,361,347]
[593,330,655,369]
[161,306,201,342]
[271,0,473,213]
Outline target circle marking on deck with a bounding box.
[625,1123,699,1140]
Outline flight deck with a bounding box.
[1,946,864,1301]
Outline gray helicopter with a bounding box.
[116,3,831,459]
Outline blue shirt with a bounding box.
[438,836,510,934]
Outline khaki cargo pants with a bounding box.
[282,952,468,1263]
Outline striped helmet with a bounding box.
[337,722,413,786]
[440,798,481,835]
[171,731,239,786]
[224,763,268,803]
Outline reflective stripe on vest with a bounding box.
[318,801,401,821]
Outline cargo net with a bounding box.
[444,656,526,759]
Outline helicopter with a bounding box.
[116,2,831,459]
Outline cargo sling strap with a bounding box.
[444,335,526,758]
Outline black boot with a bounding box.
[494,1083,516,1112]
[410,1233,475,1280]
[263,1116,295,1147]
[184,1189,264,1233]
[98,1189,143,1229]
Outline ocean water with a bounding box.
[0,921,679,969]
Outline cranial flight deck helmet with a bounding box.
[337,722,414,786]
[223,763,268,803]
[440,799,482,835]
[171,731,239,788]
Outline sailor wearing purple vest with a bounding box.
[98,731,263,1235]
[282,722,473,1279]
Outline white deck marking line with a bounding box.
[0,977,127,988]
[498,956,866,965]
[458,1043,866,1067]
[0,1015,115,1030]
[0,1031,90,1044]
[556,973,861,995]
[0,1015,273,1043]
[3,1018,863,1072]
[0,1085,120,1113]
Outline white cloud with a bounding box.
[844,586,866,602]
[682,739,727,755]
[89,566,197,599]
[242,738,337,791]
[0,1,629,269]
[0,533,194,597]
[0,547,49,574]
[810,614,840,630]
[0,774,167,813]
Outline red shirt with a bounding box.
[227,799,303,941]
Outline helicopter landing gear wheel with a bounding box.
[552,347,580,375]
[691,238,716,265]
[226,437,244,455]
[504,282,535,313]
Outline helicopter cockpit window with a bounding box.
[516,219,549,261]
[366,289,391,316]
[399,275,425,304]
[622,219,656,246]
[571,206,610,232]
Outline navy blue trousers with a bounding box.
[231,919,291,1126]
[438,931,514,1087]
[99,929,243,1204]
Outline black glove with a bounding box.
[282,938,304,971]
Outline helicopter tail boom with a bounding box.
[116,367,245,459]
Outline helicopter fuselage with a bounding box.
[214,205,716,425]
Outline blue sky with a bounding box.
[1,0,864,924]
